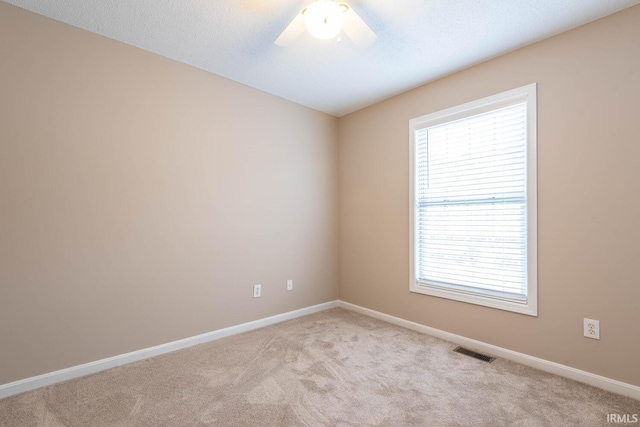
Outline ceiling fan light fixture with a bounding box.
[303,0,345,40]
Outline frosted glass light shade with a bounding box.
[303,0,344,40]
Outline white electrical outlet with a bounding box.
[253,284,261,298]
[287,279,293,291]
[583,318,600,340]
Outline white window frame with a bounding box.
[409,84,538,316]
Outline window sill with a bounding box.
[410,282,538,316]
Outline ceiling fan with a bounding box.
[275,0,376,48]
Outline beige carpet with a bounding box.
[1,308,638,426]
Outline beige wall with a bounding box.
[0,3,338,385]
[339,5,640,387]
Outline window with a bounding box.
[409,84,537,316]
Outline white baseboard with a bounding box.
[0,300,338,400]
[337,300,640,401]
[4,300,638,402]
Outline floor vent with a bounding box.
[453,346,496,363]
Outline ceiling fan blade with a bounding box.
[275,11,306,47]
[341,4,376,48]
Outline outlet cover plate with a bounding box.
[583,318,600,340]
[253,284,261,298]
[287,279,293,291]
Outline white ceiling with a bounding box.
[4,0,639,116]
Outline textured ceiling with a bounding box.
[4,0,640,116]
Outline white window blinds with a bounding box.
[414,102,529,303]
